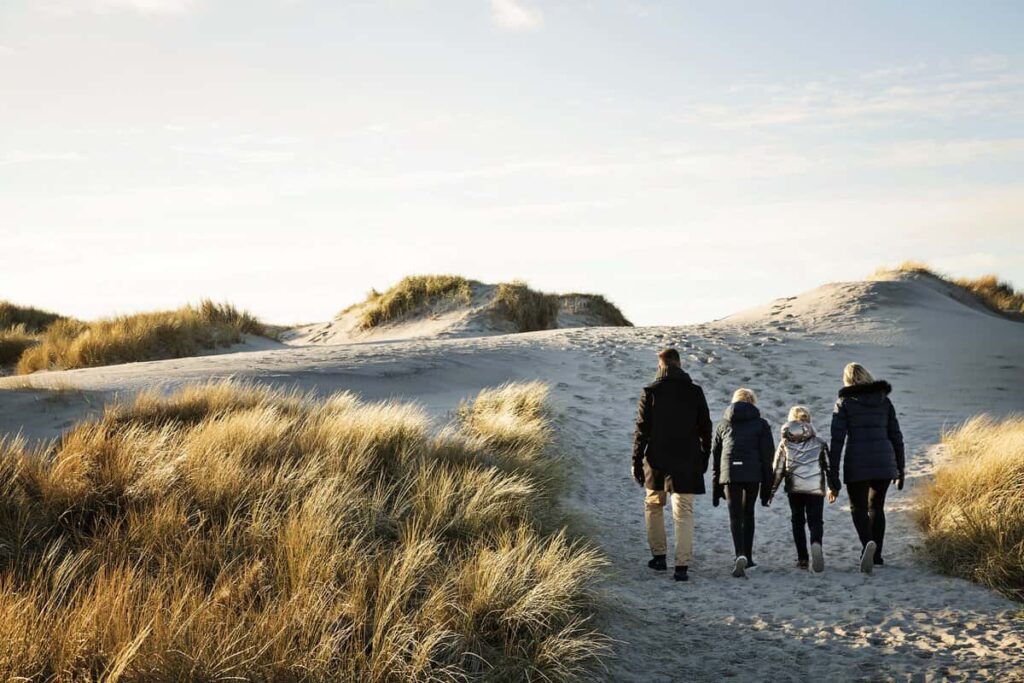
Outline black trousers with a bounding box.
[788,493,824,561]
[726,482,760,560]
[847,479,890,560]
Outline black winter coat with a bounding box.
[828,380,905,486]
[712,402,775,488]
[632,367,713,494]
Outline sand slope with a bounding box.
[2,272,1023,680]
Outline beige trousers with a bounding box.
[645,489,694,567]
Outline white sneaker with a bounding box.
[732,556,748,578]
[810,543,824,573]
[860,541,876,574]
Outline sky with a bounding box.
[2,0,1023,326]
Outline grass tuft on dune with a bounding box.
[493,282,560,333]
[880,262,1024,319]
[916,415,1024,601]
[0,301,64,334]
[0,302,67,369]
[352,274,632,333]
[0,325,40,367]
[356,275,474,329]
[15,301,268,374]
[0,380,608,681]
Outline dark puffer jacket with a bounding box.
[712,402,775,489]
[828,380,905,487]
[632,367,713,494]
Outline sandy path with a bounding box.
[2,276,1023,680]
[555,323,1024,681]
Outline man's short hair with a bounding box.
[658,348,681,366]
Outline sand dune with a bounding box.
[2,271,1023,680]
[284,280,631,345]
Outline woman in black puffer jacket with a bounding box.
[828,363,905,574]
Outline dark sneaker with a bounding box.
[860,541,876,574]
[796,559,809,570]
[747,560,758,571]
[673,566,689,582]
[810,543,825,573]
[648,555,667,572]
[732,556,748,578]
[873,556,885,567]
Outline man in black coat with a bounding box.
[632,348,713,582]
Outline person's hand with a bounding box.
[895,470,905,491]
[761,497,771,508]
[712,483,722,508]
[632,460,645,487]
[827,490,838,504]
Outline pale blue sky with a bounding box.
[2,0,1022,325]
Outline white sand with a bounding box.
[2,271,1023,680]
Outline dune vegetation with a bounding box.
[15,301,267,375]
[882,261,1024,319]
[356,275,474,329]
[353,274,632,333]
[493,282,560,333]
[559,293,633,328]
[916,415,1024,601]
[0,301,66,369]
[0,301,64,333]
[0,325,40,367]
[0,380,608,681]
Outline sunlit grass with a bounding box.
[916,415,1024,601]
[0,380,608,680]
[15,301,268,374]
[355,275,474,329]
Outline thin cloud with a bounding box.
[686,63,1024,131]
[490,0,543,32]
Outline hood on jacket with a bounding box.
[781,420,815,443]
[838,380,892,405]
[723,401,760,423]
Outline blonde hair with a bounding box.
[788,405,811,423]
[843,362,875,387]
[732,388,757,405]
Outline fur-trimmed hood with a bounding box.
[838,380,892,401]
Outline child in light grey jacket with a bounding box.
[768,406,838,572]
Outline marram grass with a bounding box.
[15,300,267,374]
[916,415,1024,601]
[0,380,608,681]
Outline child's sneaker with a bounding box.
[732,556,748,578]
[796,558,809,570]
[810,543,825,573]
[648,555,667,572]
[859,541,876,574]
